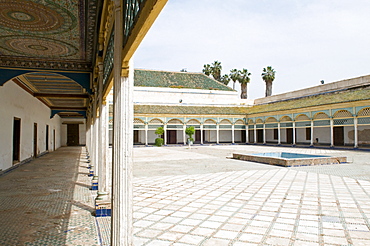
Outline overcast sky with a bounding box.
[134,0,370,99]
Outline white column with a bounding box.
[96,59,109,200]
[354,117,358,148]
[245,126,248,144]
[200,125,204,144]
[90,97,97,176]
[111,63,134,244]
[292,121,296,145]
[111,1,133,243]
[310,120,314,146]
[216,124,220,144]
[145,124,148,146]
[278,122,281,145]
[263,124,266,144]
[254,125,257,143]
[94,106,100,176]
[231,124,235,144]
[183,125,186,145]
[330,117,334,147]
[164,124,167,146]
[96,99,109,197]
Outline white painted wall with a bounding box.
[312,127,331,144]
[134,87,254,106]
[296,128,311,144]
[265,129,276,143]
[60,119,86,146]
[234,130,243,142]
[219,130,232,142]
[0,81,62,171]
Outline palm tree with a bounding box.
[261,66,276,97]
[220,74,230,86]
[202,64,212,76]
[238,68,251,99]
[229,69,240,90]
[210,60,222,81]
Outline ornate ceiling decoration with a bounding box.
[13,72,89,118]
[0,0,101,71]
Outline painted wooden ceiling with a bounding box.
[0,0,100,70]
[0,0,101,118]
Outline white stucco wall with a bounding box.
[134,87,254,106]
[60,118,86,146]
[234,130,243,142]
[0,81,62,171]
[296,128,311,144]
[219,130,232,142]
[313,127,331,144]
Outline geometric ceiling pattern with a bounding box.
[0,0,100,71]
[3,72,89,117]
[14,72,89,118]
[0,0,102,118]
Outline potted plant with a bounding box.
[185,126,195,147]
[155,127,164,146]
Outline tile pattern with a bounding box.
[0,147,99,246]
[2,145,370,246]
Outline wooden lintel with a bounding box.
[34,93,89,98]
[51,107,87,111]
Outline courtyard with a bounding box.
[1,145,370,245]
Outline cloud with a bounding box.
[135,0,370,99]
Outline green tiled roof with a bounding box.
[134,105,249,115]
[249,87,370,115]
[134,69,234,91]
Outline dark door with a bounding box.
[46,125,49,151]
[13,118,21,163]
[194,130,201,144]
[241,130,246,143]
[334,126,344,146]
[67,124,79,146]
[257,129,263,143]
[167,130,177,144]
[286,128,293,144]
[33,123,37,157]
[134,130,139,144]
[53,129,56,151]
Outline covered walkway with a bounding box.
[0,147,99,245]
[2,145,370,245]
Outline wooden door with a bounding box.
[13,118,21,163]
[194,130,201,144]
[67,124,79,146]
[134,130,139,144]
[334,126,344,146]
[257,129,263,143]
[241,130,246,143]
[33,123,37,157]
[46,125,49,151]
[167,130,177,144]
[286,128,293,144]
[53,129,56,151]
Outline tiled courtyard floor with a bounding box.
[1,145,370,245]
